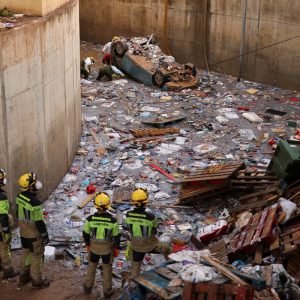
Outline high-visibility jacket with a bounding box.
[0,189,10,235]
[16,192,48,240]
[83,211,120,255]
[125,207,159,252]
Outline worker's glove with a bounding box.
[114,248,119,258]
[86,245,90,253]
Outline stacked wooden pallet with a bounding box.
[229,205,278,261]
[231,170,279,190]
[129,127,180,137]
[230,186,281,213]
[179,162,245,203]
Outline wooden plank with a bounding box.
[149,163,177,181]
[77,193,96,209]
[183,167,244,177]
[238,187,279,201]
[230,200,270,213]
[260,205,278,242]
[254,245,263,265]
[252,208,269,243]
[130,127,180,137]
[134,271,181,299]
[241,212,262,250]
[154,268,178,281]
[201,256,248,286]
[180,187,231,204]
[89,128,100,144]
[183,282,194,300]
[179,183,229,200]
[235,216,253,251]
[182,175,234,182]
[235,175,278,180]
[231,180,279,185]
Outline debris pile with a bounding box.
[21,39,300,298]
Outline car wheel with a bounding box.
[185,63,197,77]
[114,41,126,58]
[152,70,166,87]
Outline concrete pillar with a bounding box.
[0,0,81,209]
[0,0,70,16]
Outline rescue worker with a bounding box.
[16,173,49,289]
[80,56,95,79]
[101,36,120,55]
[96,64,125,82]
[125,188,171,278]
[96,64,113,81]
[83,192,120,298]
[0,169,17,279]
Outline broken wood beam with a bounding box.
[89,128,100,144]
[201,256,249,286]
[130,127,180,138]
[77,193,97,209]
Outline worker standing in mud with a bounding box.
[125,188,171,278]
[0,169,18,279]
[83,192,120,298]
[16,173,49,289]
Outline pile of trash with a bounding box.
[13,38,299,298]
[0,7,26,30]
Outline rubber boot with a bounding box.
[18,267,31,286]
[83,284,92,294]
[103,263,113,298]
[31,279,50,289]
[3,267,18,279]
[104,290,113,299]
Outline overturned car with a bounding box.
[110,36,198,91]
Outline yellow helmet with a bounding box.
[131,188,149,205]
[0,169,7,186]
[18,172,42,191]
[94,192,110,210]
[112,36,120,42]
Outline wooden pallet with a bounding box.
[129,127,180,137]
[282,229,300,254]
[178,163,244,203]
[183,283,254,300]
[230,186,281,213]
[238,186,281,204]
[287,252,300,281]
[181,163,245,183]
[179,183,230,202]
[134,266,182,299]
[229,205,278,258]
[77,193,96,209]
[231,171,280,191]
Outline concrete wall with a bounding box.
[0,0,81,209]
[0,0,70,16]
[79,0,300,90]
